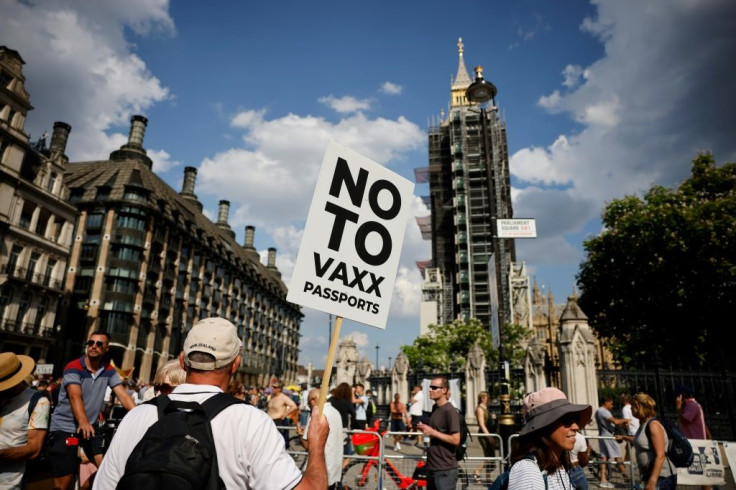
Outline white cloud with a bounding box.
[512,0,736,272]
[148,148,180,173]
[318,95,372,114]
[562,64,584,88]
[1,2,173,162]
[380,82,402,95]
[345,331,370,349]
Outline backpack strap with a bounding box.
[200,392,246,421]
[27,390,45,420]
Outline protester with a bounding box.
[389,392,408,451]
[298,388,344,490]
[48,331,136,490]
[152,358,186,396]
[595,395,629,487]
[416,376,461,490]
[365,389,376,427]
[505,387,592,490]
[351,383,368,430]
[0,352,51,489]
[408,384,424,445]
[615,393,676,490]
[473,390,496,483]
[621,393,639,463]
[329,382,356,466]
[675,385,710,490]
[92,317,328,489]
[267,379,299,448]
[299,383,311,427]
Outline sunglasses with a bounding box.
[154,383,173,394]
[558,414,579,427]
[429,385,445,390]
[86,340,105,348]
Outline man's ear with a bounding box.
[230,356,241,375]
[179,352,187,370]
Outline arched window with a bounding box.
[47,172,57,193]
[0,286,13,321]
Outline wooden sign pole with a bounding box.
[317,315,343,411]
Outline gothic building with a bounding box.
[416,38,517,335]
[61,115,301,384]
[0,46,77,361]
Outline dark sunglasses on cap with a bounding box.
[86,340,105,348]
[154,383,173,394]
[429,385,445,390]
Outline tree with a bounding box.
[577,153,736,366]
[401,318,531,371]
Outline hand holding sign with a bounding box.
[287,142,414,408]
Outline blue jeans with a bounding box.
[427,468,458,490]
[570,465,588,490]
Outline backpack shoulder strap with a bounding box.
[27,390,45,420]
[201,392,246,421]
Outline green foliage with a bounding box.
[400,318,531,371]
[577,153,736,366]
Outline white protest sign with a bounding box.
[35,364,54,375]
[287,141,414,329]
[676,439,726,486]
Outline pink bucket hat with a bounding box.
[520,387,592,436]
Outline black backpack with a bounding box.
[645,417,695,468]
[117,393,243,490]
[454,408,472,461]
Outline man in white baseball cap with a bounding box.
[94,317,329,489]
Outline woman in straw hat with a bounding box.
[507,387,592,490]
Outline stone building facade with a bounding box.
[60,115,301,384]
[0,46,77,361]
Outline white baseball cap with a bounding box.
[183,317,242,370]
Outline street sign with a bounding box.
[35,364,53,375]
[287,141,415,329]
[496,218,537,238]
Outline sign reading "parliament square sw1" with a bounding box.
[287,142,415,329]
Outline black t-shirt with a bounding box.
[426,402,461,471]
[329,398,355,429]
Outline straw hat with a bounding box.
[519,387,592,436]
[0,352,36,391]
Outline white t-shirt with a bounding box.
[408,390,424,417]
[0,388,51,490]
[92,384,302,490]
[570,432,587,464]
[303,402,343,485]
[622,403,640,436]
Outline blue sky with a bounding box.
[3,0,735,371]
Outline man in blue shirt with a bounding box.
[48,331,136,490]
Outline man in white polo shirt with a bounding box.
[93,317,328,489]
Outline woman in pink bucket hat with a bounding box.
[507,387,592,490]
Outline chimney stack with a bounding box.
[109,114,152,168]
[181,167,197,196]
[244,225,255,250]
[267,247,277,269]
[48,121,72,161]
[127,115,148,148]
[216,200,231,229]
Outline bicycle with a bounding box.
[342,419,470,489]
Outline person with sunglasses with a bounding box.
[506,387,592,490]
[416,377,461,490]
[48,331,136,490]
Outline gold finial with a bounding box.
[474,65,484,79]
[458,37,464,56]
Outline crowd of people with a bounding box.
[0,317,716,490]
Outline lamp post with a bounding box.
[466,65,514,467]
[375,345,380,370]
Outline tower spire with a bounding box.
[451,37,473,107]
